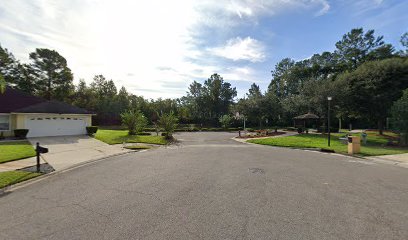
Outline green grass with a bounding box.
[248,132,408,157]
[0,171,42,188]
[124,145,152,150]
[0,141,36,164]
[95,130,167,145]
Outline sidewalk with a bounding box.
[0,157,46,172]
[366,153,408,168]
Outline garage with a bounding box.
[25,115,88,137]
[1,88,94,138]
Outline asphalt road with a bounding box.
[1,132,408,239]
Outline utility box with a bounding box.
[348,136,361,154]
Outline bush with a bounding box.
[120,109,147,135]
[14,129,29,139]
[158,112,178,138]
[219,115,233,129]
[86,126,98,136]
[246,128,255,132]
[144,128,156,132]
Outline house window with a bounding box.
[0,115,10,131]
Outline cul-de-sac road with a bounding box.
[1,132,408,239]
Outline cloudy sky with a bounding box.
[0,0,407,99]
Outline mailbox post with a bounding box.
[36,142,48,173]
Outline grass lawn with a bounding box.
[248,132,408,157]
[95,130,167,145]
[0,170,42,188]
[0,141,36,164]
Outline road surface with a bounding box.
[0,132,407,239]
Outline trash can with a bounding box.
[348,136,361,154]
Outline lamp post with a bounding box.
[327,96,332,146]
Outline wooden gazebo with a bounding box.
[293,113,320,129]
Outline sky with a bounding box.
[0,0,407,99]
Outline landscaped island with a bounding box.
[248,131,408,156]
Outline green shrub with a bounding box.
[201,128,208,131]
[219,115,233,129]
[246,128,255,132]
[14,129,29,139]
[120,109,147,135]
[158,112,178,138]
[86,126,98,136]
[144,128,156,132]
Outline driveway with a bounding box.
[1,132,408,239]
[28,135,130,171]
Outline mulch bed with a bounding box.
[237,131,286,139]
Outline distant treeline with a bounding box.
[1,28,408,131]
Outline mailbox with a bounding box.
[35,142,48,172]
[347,136,361,154]
[36,146,48,154]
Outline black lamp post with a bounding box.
[327,96,332,146]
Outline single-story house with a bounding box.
[0,87,94,138]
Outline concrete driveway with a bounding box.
[28,135,130,171]
[1,132,407,239]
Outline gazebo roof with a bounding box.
[293,113,320,119]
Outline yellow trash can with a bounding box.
[348,136,361,154]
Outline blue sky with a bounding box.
[0,0,407,99]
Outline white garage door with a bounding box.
[25,116,87,137]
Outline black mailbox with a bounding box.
[37,146,48,154]
[348,136,353,143]
[35,142,48,172]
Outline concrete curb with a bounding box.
[232,136,408,168]
[0,150,136,194]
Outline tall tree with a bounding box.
[340,58,408,134]
[334,28,390,70]
[0,74,6,94]
[29,48,74,100]
[391,88,408,145]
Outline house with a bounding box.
[0,87,94,138]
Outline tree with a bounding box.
[120,110,147,135]
[391,88,408,145]
[219,115,233,129]
[340,58,408,134]
[401,32,408,55]
[334,28,390,70]
[29,48,74,100]
[0,74,5,94]
[158,112,178,139]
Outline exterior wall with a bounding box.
[0,114,15,137]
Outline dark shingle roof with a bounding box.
[14,100,93,114]
[0,87,92,114]
[0,87,46,113]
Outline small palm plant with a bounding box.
[120,109,147,135]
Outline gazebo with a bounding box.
[293,113,320,129]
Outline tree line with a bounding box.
[1,28,408,135]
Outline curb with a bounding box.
[0,150,135,194]
[232,136,408,168]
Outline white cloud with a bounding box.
[0,0,329,98]
[210,37,266,62]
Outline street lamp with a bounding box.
[327,96,332,146]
